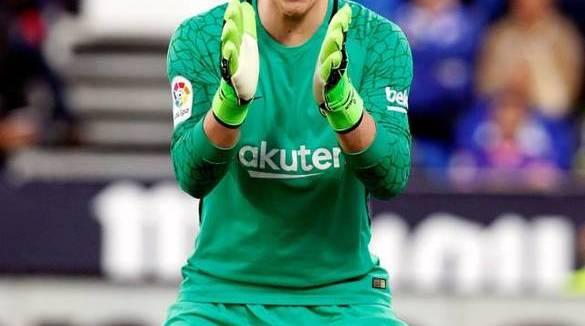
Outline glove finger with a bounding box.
[320,29,344,62]
[320,51,343,82]
[225,0,243,33]
[222,41,239,76]
[222,15,242,47]
[240,2,257,39]
[329,4,352,34]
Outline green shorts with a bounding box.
[164,302,408,326]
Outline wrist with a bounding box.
[322,75,364,133]
[204,111,240,149]
[212,80,250,128]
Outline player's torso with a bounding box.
[189,0,375,288]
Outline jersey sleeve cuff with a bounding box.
[193,120,237,164]
[343,120,389,169]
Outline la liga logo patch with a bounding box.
[171,76,193,127]
[173,80,191,107]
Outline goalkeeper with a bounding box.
[166,0,412,324]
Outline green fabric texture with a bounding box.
[166,0,413,305]
[172,119,236,198]
[165,302,408,326]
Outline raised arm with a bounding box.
[167,1,259,198]
[344,22,413,199]
[314,5,413,199]
[167,17,232,198]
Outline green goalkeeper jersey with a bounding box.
[167,0,413,306]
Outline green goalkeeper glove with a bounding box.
[212,0,259,128]
[314,4,364,133]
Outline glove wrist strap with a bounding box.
[323,75,364,133]
[212,80,249,128]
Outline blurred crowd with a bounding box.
[0,0,79,171]
[359,0,585,191]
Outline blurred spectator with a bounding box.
[357,0,404,17]
[560,0,585,37]
[0,11,38,170]
[2,0,81,46]
[574,118,585,176]
[450,87,565,191]
[392,0,486,168]
[4,0,47,48]
[559,0,585,104]
[474,0,507,22]
[359,0,507,24]
[0,1,77,171]
[477,0,583,119]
